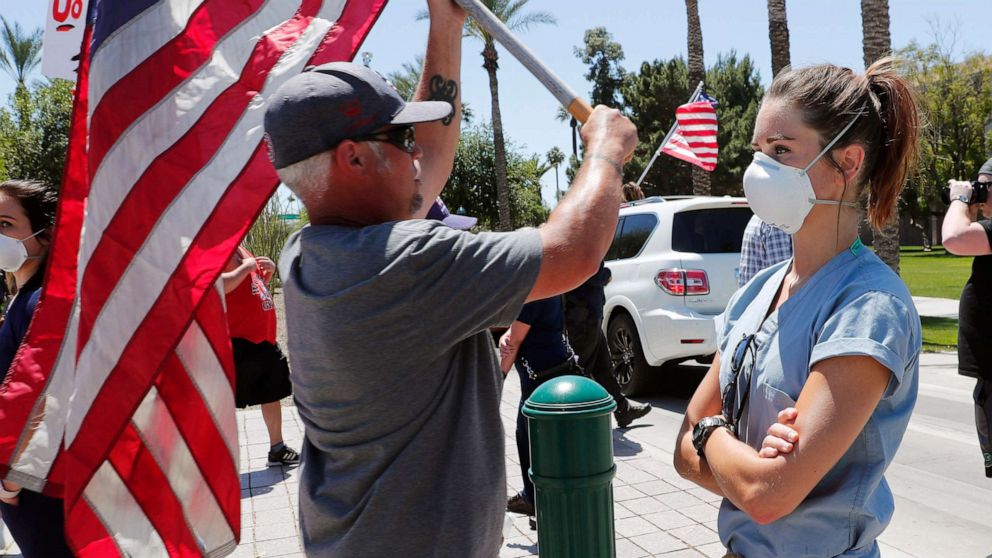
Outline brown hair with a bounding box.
[765,58,920,229]
[622,182,645,202]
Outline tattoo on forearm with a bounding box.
[428,75,458,126]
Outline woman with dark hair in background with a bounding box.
[0,180,72,557]
[675,59,923,558]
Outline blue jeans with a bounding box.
[0,490,73,558]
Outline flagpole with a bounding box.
[454,0,593,123]
[635,80,705,187]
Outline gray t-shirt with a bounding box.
[279,220,543,557]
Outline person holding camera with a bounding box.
[941,158,992,479]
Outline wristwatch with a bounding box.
[692,415,732,458]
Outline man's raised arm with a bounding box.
[412,0,466,216]
[528,106,638,301]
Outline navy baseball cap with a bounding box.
[264,62,453,169]
[427,198,477,230]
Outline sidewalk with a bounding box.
[0,369,928,558]
[912,296,958,319]
[228,383,729,558]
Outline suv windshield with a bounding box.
[671,207,753,254]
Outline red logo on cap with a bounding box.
[340,98,362,118]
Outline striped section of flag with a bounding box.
[0,0,387,555]
[660,99,719,172]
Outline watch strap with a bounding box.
[693,415,731,458]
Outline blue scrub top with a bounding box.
[0,273,43,382]
[715,243,920,558]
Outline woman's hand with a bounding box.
[0,479,22,506]
[498,331,516,375]
[758,407,799,458]
[254,256,276,283]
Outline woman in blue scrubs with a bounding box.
[675,59,922,558]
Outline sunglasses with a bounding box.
[721,333,757,434]
[349,125,416,153]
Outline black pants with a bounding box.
[0,490,73,558]
[516,367,571,504]
[565,315,629,413]
[975,378,992,478]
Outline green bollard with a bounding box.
[522,375,617,558]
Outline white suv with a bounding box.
[603,196,752,395]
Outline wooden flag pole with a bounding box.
[454,0,593,123]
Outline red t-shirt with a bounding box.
[224,247,276,344]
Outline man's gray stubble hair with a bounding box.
[276,143,391,204]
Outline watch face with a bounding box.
[692,416,729,455]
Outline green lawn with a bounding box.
[921,316,958,352]
[898,247,968,351]
[899,246,971,299]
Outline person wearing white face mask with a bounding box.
[674,59,923,558]
[0,180,72,558]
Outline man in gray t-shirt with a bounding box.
[263,2,638,555]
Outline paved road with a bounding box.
[625,352,992,558]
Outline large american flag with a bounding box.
[659,92,719,172]
[0,0,386,555]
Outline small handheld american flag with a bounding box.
[659,92,719,172]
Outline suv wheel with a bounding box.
[608,313,652,396]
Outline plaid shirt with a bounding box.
[738,215,793,287]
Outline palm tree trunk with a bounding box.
[861,0,900,274]
[483,40,513,231]
[685,0,710,196]
[767,0,791,78]
[861,0,891,67]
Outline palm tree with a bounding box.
[861,0,900,274]
[546,146,565,201]
[767,0,791,78]
[685,0,710,196]
[387,55,425,101]
[387,54,473,122]
[465,1,556,230]
[0,16,43,92]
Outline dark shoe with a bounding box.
[616,400,652,428]
[267,445,301,467]
[507,492,535,516]
[528,517,537,531]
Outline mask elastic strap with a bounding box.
[19,229,44,242]
[809,199,859,209]
[21,229,46,261]
[801,111,864,174]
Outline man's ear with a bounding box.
[333,141,367,177]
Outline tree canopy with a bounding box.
[622,52,763,196]
[444,123,548,230]
[0,79,75,187]
[899,40,992,239]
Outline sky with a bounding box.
[2,0,992,207]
